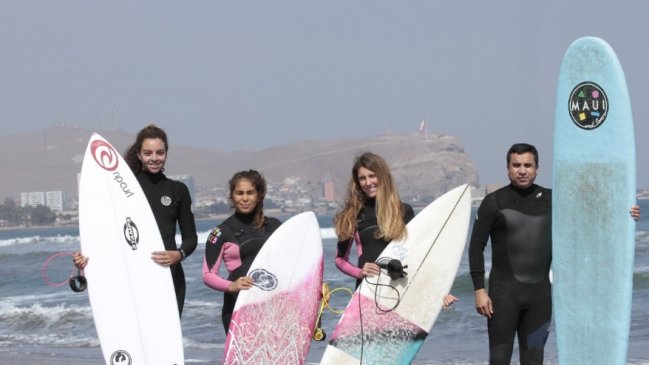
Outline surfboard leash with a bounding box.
[363,272,403,314]
[313,282,354,341]
[354,273,403,364]
[41,251,87,292]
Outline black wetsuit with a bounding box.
[469,184,552,365]
[335,198,415,287]
[203,213,281,332]
[137,171,198,317]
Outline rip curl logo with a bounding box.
[569,82,608,130]
[123,217,139,250]
[110,350,132,365]
[249,268,278,291]
[161,196,172,206]
[91,139,119,171]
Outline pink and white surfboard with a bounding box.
[223,211,323,365]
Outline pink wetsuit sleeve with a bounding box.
[202,243,233,292]
[335,235,363,279]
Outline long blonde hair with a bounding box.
[334,152,407,242]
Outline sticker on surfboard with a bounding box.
[568,81,608,130]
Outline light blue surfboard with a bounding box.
[553,37,636,365]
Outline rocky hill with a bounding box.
[0,125,478,204]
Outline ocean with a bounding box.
[1,201,649,364]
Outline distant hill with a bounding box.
[0,125,478,204]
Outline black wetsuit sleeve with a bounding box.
[175,181,198,258]
[403,203,415,223]
[468,193,498,291]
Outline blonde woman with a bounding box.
[334,152,414,286]
[334,152,458,308]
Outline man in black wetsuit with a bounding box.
[469,143,552,365]
[469,143,640,365]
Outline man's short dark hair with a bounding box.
[507,143,539,166]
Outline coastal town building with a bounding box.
[21,191,65,212]
[322,174,335,202]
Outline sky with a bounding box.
[1,1,648,188]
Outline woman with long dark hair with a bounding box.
[74,124,198,316]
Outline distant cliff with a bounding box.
[0,126,478,203]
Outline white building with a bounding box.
[21,191,65,212]
[45,191,65,212]
[21,192,45,207]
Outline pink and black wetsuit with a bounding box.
[202,212,281,332]
[335,198,414,287]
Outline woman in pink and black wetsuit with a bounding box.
[202,170,281,332]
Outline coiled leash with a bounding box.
[313,282,354,341]
[41,252,87,292]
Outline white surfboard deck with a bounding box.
[223,211,324,365]
[320,184,471,365]
[79,133,184,365]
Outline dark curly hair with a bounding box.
[124,124,169,173]
[228,169,267,229]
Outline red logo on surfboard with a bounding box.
[91,139,119,171]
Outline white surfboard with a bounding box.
[320,184,471,365]
[79,133,184,365]
[223,211,323,365]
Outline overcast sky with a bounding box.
[1,1,648,188]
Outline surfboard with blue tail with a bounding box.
[553,36,636,365]
[320,184,471,365]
